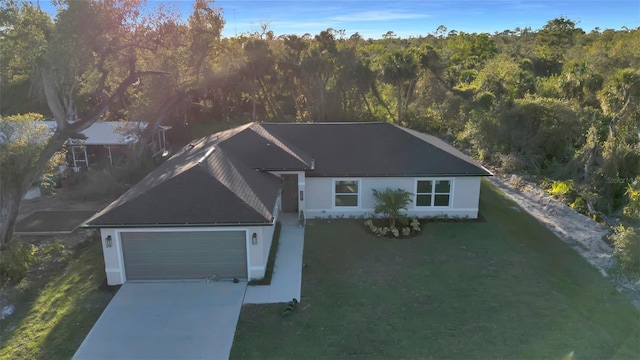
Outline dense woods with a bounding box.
[1,0,639,246]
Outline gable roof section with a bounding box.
[86,130,281,227]
[217,124,311,170]
[260,122,492,177]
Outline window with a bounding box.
[416,179,451,207]
[334,180,359,207]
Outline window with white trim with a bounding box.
[334,180,359,207]
[416,179,451,207]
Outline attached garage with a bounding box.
[120,230,247,281]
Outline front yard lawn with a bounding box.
[0,240,115,359]
[232,180,640,359]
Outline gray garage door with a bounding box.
[121,231,247,280]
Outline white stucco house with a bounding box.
[85,122,492,285]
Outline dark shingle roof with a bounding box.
[261,122,492,177]
[86,126,281,227]
[218,126,311,170]
[86,121,491,227]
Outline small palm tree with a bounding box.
[624,178,640,220]
[372,188,412,228]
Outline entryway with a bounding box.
[281,174,298,213]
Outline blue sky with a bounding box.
[35,1,639,39]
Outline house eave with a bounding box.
[256,167,310,171]
[83,221,274,229]
[304,172,493,177]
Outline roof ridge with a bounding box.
[201,147,273,221]
[249,123,311,167]
[262,121,385,125]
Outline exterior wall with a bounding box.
[262,194,281,262]
[305,177,333,210]
[451,177,481,210]
[305,176,483,219]
[100,225,273,285]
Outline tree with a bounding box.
[559,61,603,108]
[534,17,583,75]
[0,0,52,115]
[0,0,178,246]
[372,188,412,228]
[300,29,338,122]
[243,38,274,120]
[599,68,640,138]
[188,0,225,82]
[380,49,418,123]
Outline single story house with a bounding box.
[85,122,492,285]
[42,121,170,170]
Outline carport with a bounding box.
[73,281,247,360]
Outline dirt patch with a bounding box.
[15,211,97,234]
[488,174,640,310]
[14,189,112,247]
[16,188,111,223]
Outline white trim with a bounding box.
[413,177,455,209]
[115,226,252,233]
[412,207,478,212]
[245,230,251,279]
[115,233,126,284]
[332,178,362,209]
[249,265,265,271]
[306,207,478,214]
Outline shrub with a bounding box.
[549,180,574,196]
[608,225,640,279]
[372,187,412,228]
[364,218,422,238]
[68,169,126,201]
[391,227,400,237]
[497,153,528,173]
[38,240,67,263]
[410,218,421,232]
[111,158,155,185]
[0,241,36,284]
[623,178,640,219]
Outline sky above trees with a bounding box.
[32,0,639,39]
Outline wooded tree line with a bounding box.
[1,0,639,245]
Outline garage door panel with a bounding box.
[121,231,247,280]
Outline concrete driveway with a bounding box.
[73,281,247,360]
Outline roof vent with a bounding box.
[311,158,316,170]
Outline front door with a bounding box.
[281,174,298,213]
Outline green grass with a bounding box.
[231,180,640,359]
[0,240,116,359]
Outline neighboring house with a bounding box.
[42,121,170,170]
[85,122,492,285]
